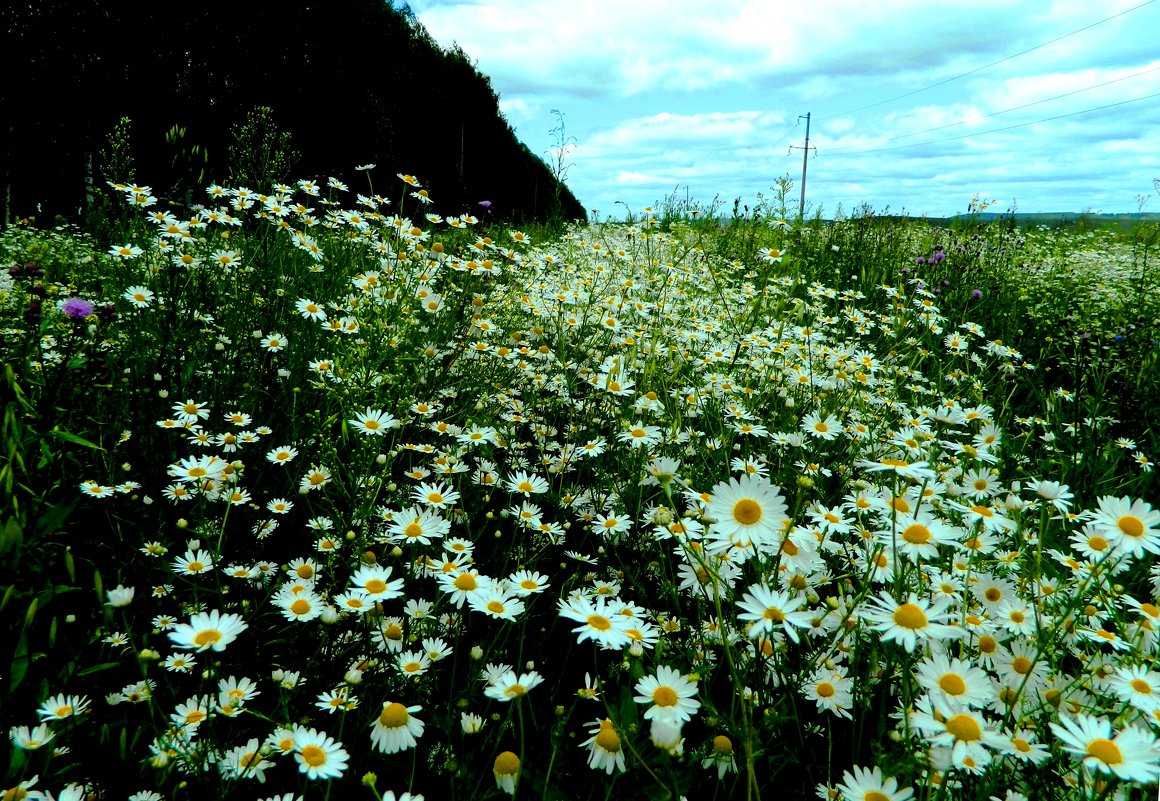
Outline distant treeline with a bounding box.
[1,0,586,225]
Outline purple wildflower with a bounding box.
[970,289,983,299]
[61,298,94,319]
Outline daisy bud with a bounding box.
[320,605,339,624]
[784,396,794,408]
[345,668,364,685]
[376,454,387,464]
[106,585,135,607]
[158,389,169,398]
[470,645,484,660]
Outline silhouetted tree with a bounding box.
[1,0,584,225]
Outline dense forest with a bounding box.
[1,0,586,225]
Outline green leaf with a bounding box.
[9,632,30,692]
[74,661,121,677]
[0,517,23,557]
[48,429,104,450]
[36,497,77,536]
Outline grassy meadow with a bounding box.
[1,173,1159,801]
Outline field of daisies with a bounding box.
[2,173,1159,801]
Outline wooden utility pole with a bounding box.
[789,112,815,218]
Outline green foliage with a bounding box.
[227,106,300,193]
[163,124,213,209]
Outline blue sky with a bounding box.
[407,0,1160,218]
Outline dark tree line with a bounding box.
[1,0,586,225]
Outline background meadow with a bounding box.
[1,169,1159,801]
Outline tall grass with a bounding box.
[1,173,1157,801]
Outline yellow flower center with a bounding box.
[505,684,527,697]
[1119,515,1145,538]
[379,702,409,729]
[713,735,733,755]
[487,600,506,614]
[763,607,786,623]
[1131,679,1153,694]
[454,574,477,592]
[902,524,931,545]
[1012,738,1031,753]
[652,686,678,707]
[939,674,967,696]
[193,629,222,647]
[978,634,997,654]
[290,599,311,615]
[587,614,612,631]
[865,794,890,801]
[893,603,928,630]
[733,498,762,525]
[1087,536,1108,551]
[365,579,387,594]
[494,751,520,776]
[1087,738,1122,765]
[404,523,423,539]
[300,745,326,767]
[296,564,314,579]
[945,713,982,742]
[595,721,621,752]
[816,682,835,698]
[385,624,403,640]
[1012,656,1032,674]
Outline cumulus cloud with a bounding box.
[411,0,1160,215]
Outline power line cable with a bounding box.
[819,91,1160,156]
[828,0,1157,118]
[855,62,1160,147]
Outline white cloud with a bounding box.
[409,0,1160,215]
